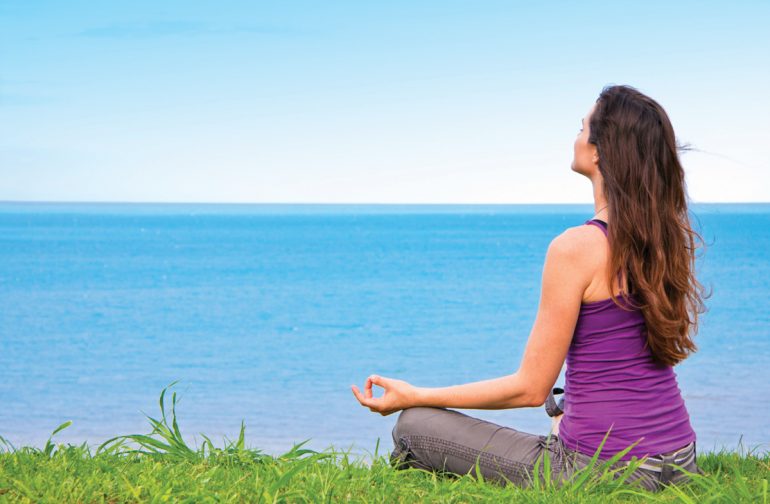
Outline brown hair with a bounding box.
[589,84,709,366]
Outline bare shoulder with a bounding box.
[547,223,606,266]
[538,224,603,306]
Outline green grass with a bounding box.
[1,383,767,503]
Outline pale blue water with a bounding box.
[0,203,768,457]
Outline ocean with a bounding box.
[0,202,768,458]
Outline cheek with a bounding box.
[574,137,584,158]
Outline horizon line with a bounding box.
[2,200,770,206]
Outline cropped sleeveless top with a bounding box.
[557,219,696,461]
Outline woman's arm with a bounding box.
[352,227,594,414]
[411,371,536,409]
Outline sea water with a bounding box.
[0,203,768,458]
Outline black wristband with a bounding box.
[545,387,565,417]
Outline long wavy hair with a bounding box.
[589,85,709,366]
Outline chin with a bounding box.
[571,165,591,178]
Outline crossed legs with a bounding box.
[390,406,566,487]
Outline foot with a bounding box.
[551,413,564,436]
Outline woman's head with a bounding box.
[588,85,687,212]
[581,85,709,366]
[571,102,599,177]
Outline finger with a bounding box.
[365,376,374,399]
[351,385,371,406]
[353,385,384,412]
[369,374,388,388]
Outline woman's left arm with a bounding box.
[352,229,593,415]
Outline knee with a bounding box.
[391,407,447,471]
[392,407,444,441]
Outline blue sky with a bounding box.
[1,1,768,203]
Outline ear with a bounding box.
[590,145,600,166]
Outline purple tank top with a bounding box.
[557,219,696,461]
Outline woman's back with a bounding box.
[557,219,696,461]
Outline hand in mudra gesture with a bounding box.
[351,375,417,416]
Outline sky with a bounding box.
[1,1,769,204]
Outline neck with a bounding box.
[591,175,608,219]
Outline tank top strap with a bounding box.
[585,218,608,236]
[585,218,626,288]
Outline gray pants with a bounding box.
[390,407,701,493]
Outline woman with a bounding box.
[351,85,708,492]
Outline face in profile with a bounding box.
[571,103,599,178]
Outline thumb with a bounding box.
[369,374,389,388]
